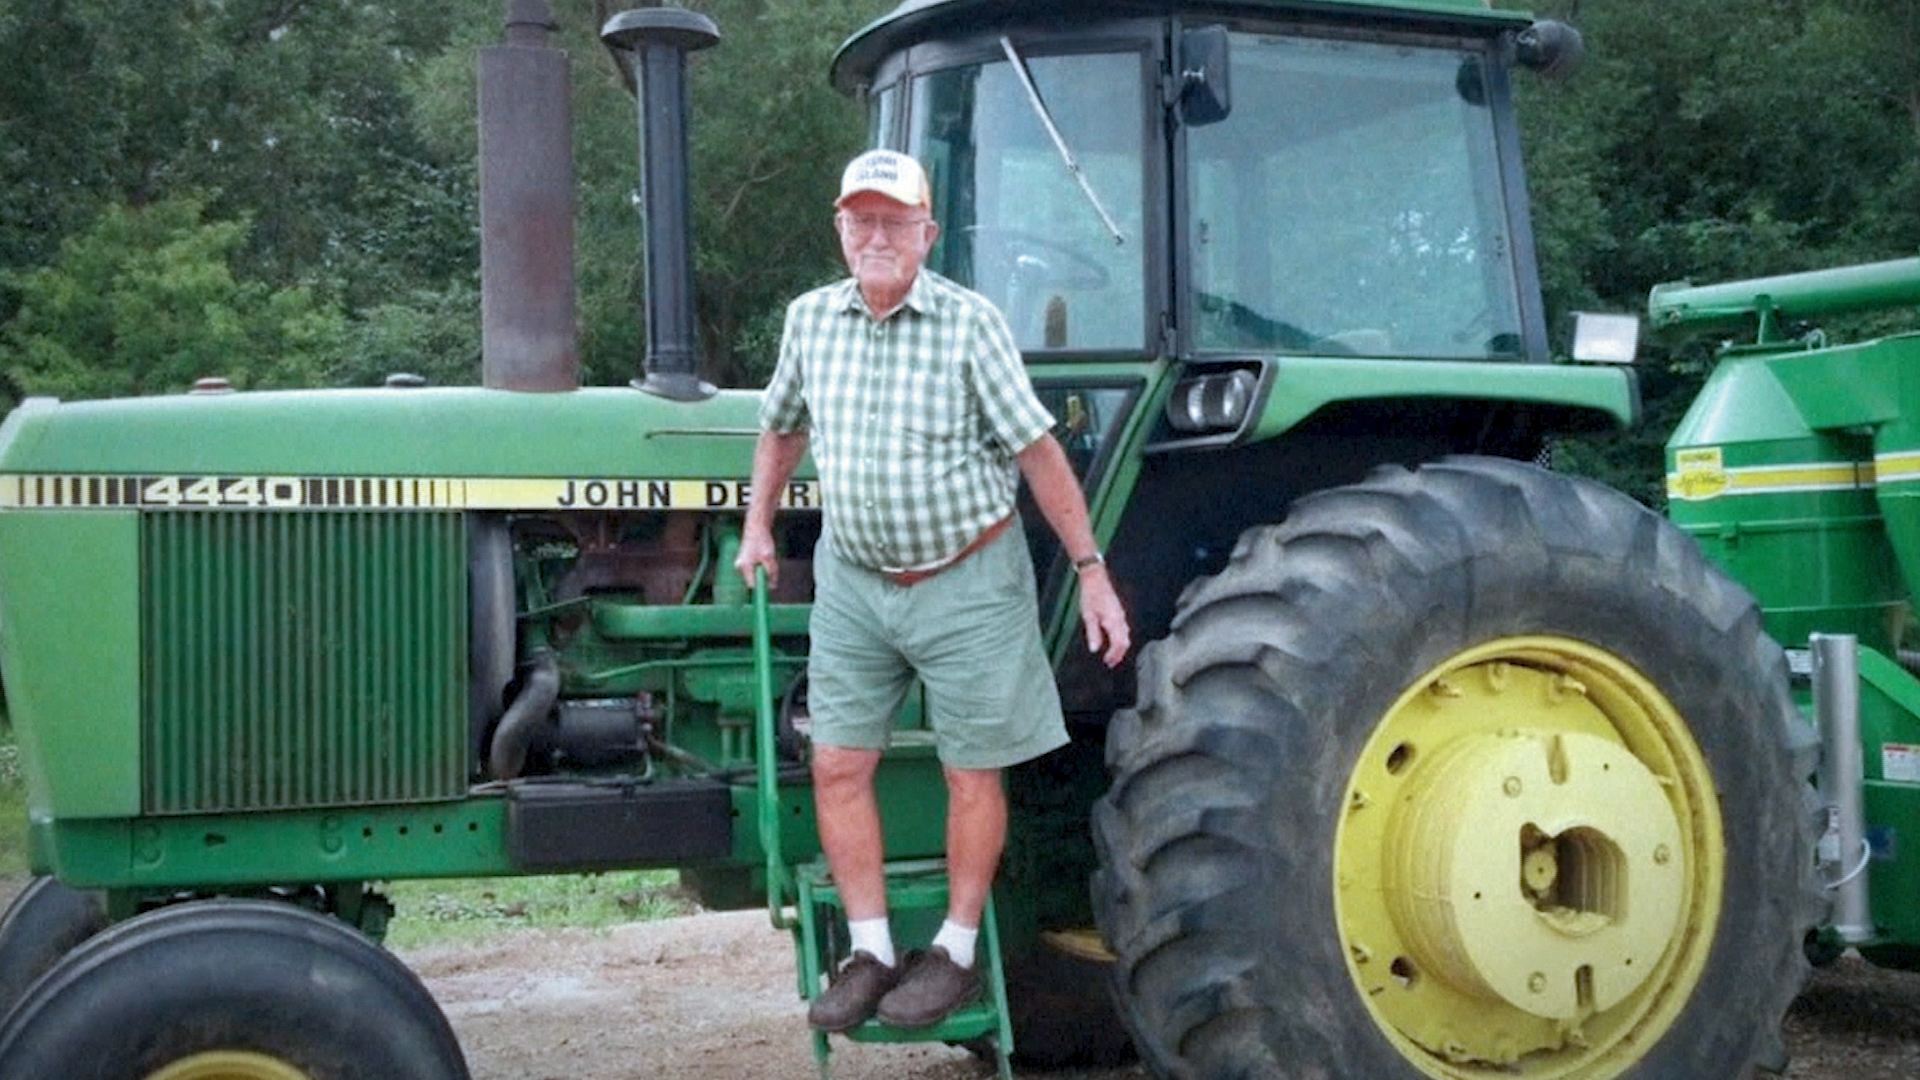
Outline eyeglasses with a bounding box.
[837,212,931,241]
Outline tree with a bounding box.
[1515,0,1920,500]
[402,0,893,389]
[0,0,478,314]
[674,0,896,387]
[0,198,346,406]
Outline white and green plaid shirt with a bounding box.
[760,270,1054,571]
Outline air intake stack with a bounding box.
[602,7,720,401]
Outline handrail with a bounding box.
[753,567,797,930]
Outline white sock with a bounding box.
[931,919,978,969]
[848,917,895,968]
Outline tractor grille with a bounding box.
[141,511,469,813]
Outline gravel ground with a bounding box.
[401,909,1920,1080]
[1783,954,1920,1078]
[404,909,1144,1080]
[1,872,1912,1079]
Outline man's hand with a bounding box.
[1077,565,1130,668]
[735,429,809,591]
[734,528,779,591]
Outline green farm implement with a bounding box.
[1656,256,1920,973]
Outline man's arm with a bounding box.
[1017,433,1131,668]
[734,429,810,589]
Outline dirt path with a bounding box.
[405,909,1145,1080]
[0,874,1909,1079]
[403,909,1920,1080]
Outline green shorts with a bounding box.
[806,520,1069,770]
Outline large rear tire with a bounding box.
[1092,456,1818,1079]
[0,898,469,1080]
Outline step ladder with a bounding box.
[752,572,1015,1080]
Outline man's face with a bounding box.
[835,191,938,301]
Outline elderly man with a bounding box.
[735,149,1129,1031]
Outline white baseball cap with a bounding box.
[836,150,930,209]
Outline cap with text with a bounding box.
[836,150,930,210]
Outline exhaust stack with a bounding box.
[478,0,580,392]
[602,8,720,401]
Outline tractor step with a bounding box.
[792,857,1013,1080]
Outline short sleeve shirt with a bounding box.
[759,270,1055,571]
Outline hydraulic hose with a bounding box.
[488,650,561,781]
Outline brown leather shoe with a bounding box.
[876,946,979,1028]
[807,950,899,1032]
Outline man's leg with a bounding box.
[875,764,1003,1028]
[807,743,900,1031]
[941,764,1006,934]
[813,744,888,921]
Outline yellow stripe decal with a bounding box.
[0,475,820,511]
[1874,451,1920,484]
[1667,448,1873,501]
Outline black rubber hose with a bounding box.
[487,651,560,781]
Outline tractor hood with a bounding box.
[0,388,799,513]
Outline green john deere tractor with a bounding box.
[0,1,1818,1078]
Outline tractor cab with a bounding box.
[833,0,1581,365]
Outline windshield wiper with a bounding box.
[999,36,1126,245]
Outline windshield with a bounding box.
[1188,34,1523,359]
[909,51,1147,353]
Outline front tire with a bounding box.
[0,898,469,1080]
[1092,456,1818,1079]
[0,877,106,1022]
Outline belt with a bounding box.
[876,515,1015,587]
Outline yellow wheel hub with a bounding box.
[145,1052,312,1080]
[1336,637,1723,1077]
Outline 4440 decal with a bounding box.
[0,474,821,511]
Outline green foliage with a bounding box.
[0,0,1913,459]
[0,1,477,298]
[0,198,346,404]
[679,0,897,386]
[0,722,25,881]
[0,1,480,397]
[1514,0,1920,501]
[561,0,892,387]
[384,870,696,948]
[328,279,483,389]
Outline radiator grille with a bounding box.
[142,511,469,813]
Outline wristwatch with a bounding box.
[1072,551,1105,572]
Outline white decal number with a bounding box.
[141,476,305,508]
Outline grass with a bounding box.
[384,869,698,948]
[0,717,26,880]
[0,708,697,945]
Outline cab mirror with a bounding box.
[1179,25,1231,126]
[1515,20,1584,83]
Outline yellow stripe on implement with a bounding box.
[1666,447,1873,501]
[1872,450,1920,485]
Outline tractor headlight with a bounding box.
[1167,369,1257,434]
[1571,312,1640,364]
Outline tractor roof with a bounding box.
[831,0,1532,93]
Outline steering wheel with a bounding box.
[961,226,1111,293]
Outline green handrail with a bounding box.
[753,567,797,931]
